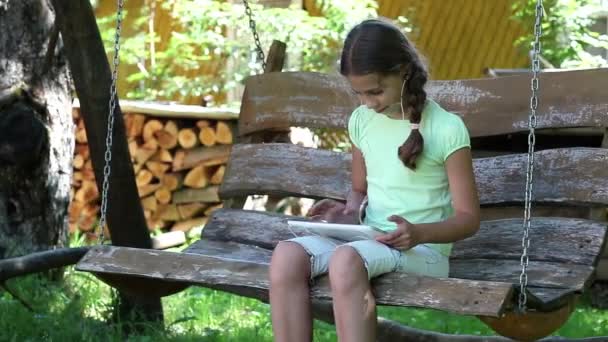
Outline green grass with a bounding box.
[2,267,608,341]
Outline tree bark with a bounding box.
[0,0,72,262]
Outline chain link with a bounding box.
[97,0,125,243]
[242,0,267,71]
[518,0,543,313]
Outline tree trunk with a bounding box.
[0,0,72,261]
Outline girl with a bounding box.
[268,18,480,342]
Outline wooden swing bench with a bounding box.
[77,67,608,340]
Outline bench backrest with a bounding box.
[223,69,608,209]
[237,69,608,137]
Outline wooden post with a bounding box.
[49,0,162,327]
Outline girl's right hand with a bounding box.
[307,199,357,224]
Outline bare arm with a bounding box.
[345,146,367,213]
[414,147,480,243]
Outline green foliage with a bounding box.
[512,0,608,68]
[96,0,380,104]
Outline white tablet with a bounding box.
[287,220,385,242]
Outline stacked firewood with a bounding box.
[69,102,237,236]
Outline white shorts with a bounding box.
[285,235,449,280]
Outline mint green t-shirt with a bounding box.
[348,99,471,257]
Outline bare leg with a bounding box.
[329,246,376,342]
[269,241,313,342]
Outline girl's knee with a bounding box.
[328,246,367,292]
[270,241,311,285]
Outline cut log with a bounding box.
[215,121,234,144]
[172,186,220,204]
[155,187,172,205]
[163,120,178,135]
[170,217,208,232]
[69,200,85,223]
[151,231,186,250]
[177,203,207,220]
[81,168,95,181]
[75,127,87,143]
[145,161,170,180]
[198,126,217,146]
[155,129,178,150]
[154,204,180,221]
[78,204,99,232]
[210,165,225,185]
[74,180,99,203]
[146,217,166,231]
[138,183,162,198]
[128,140,139,160]
[141,138,158,150]
[135,144,158,165]
[75,144,90,160]
[150,149,173,163]
[196,120,211,128]
[72,171,83,183]
[73,154,85,169]
[172,145,231,172]
[83,159,93,172]
[142,119,163,142]
[183,165,208,189]
[136,169,153,187]
[161,172,184,191]
[178,128,200,149]
[125,113,146,138]
[201,156,229,167]
[141,195,158,212]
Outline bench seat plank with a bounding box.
[183,240,588,310]
[77,243,513,317]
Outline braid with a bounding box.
[397,60,428,170]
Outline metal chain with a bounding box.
[242,0,267,71]
[518,0,543,313]
[97,0,125,243]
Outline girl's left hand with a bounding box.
[376,215,421,250]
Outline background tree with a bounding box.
[0,0,73,261]
[512,0,608,68]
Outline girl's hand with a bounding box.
[376,215,421,250]
[343,190,366,220]
[306,199,357,224]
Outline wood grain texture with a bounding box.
[451,217,606,265]
[78,244,512,317]
[238,69,608,137]
[199,209,603,309]
[203,209,605,267]
[189,239,592,292]
[220,144,608,206]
